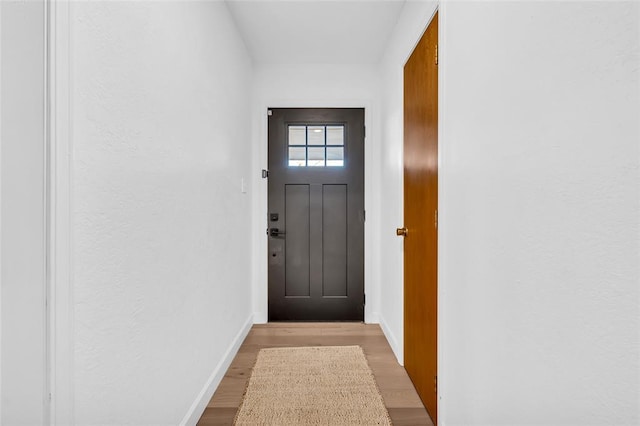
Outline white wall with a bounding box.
[0,0,48,423]
[378,0,438,365]
[437,2,639,425]
[70,2,253,424]
[250,63,382,323]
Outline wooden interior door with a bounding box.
[402,11,439,425]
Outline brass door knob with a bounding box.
[396,227,408,237]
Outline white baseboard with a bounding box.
[379,314,403,366]
[180,315,253,426]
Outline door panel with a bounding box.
[403,11,439,425]
[268,108,364,321]
[284,184,311,297]
[322,185,347,297]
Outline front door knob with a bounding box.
[396,227,408,237]
[269,228,286,237]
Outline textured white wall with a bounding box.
[378,0,438,365]
[71,2,253,424]
[250,64,382,324]
[0,1,48,423]
[380,1,639,424]
[438,2,639,424]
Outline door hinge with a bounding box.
[434,209,438,228]
[434,375,438,393]
[267,109,273,116]
[262,169,269,179]
[363,294,366,305]
[364,125,366,138]
[363,210,366,222]
[435,44,438,65]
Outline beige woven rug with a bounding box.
[234,345,392,425]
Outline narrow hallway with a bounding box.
[1,1,637,424]
[198,323,432,426]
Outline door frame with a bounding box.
[251,99,379,324]
[266,108,366,321]
[47,0,75,423]
[437,4,448,425]
[395,3,447,424]
[2,0,75,422]
[402,5,448,424]
[45,4,450,423]
[402,7,440,424]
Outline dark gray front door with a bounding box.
[268,108,365,321]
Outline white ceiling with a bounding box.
[225,1,407,65]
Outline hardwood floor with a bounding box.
[198,323,433,426]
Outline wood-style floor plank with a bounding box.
[198,323,433,426]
